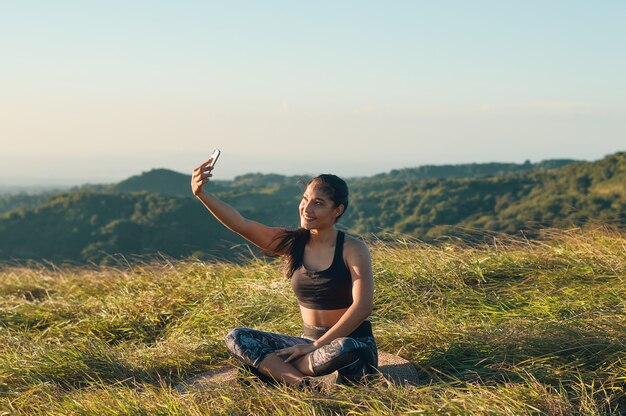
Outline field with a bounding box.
[1,227,625,415]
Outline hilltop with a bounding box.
[0,228,624,414]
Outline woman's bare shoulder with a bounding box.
[343,232,371,256]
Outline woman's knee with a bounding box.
[310,337,376,376]
[224,327,239,353]
[224,327,278,368]
[225,327,256,353]
[332,338,377,370]
[328,337,361,353]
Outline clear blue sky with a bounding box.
[1,1,625,185]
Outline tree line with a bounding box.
[0,153,623,264]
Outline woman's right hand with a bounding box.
[191,157,216,196]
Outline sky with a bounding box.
[1,1,625,186]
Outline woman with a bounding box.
[191,154,377,387]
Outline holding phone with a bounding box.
[208,148,221,168]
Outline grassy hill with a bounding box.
[0,227,624,414]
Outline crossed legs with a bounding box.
[225,327,377,386]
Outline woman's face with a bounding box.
[299,183,343,230]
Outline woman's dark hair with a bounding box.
[271,174,349,278]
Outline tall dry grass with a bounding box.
[1,226,624,415]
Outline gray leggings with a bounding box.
[225,322,378,381]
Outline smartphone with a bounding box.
[208,148,221,168]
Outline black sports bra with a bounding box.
[291,231,353,310]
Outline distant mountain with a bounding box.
[112,169,304,196]
[369,159,577,182]
[111,159,579,197]
[0,185,71,195]
[113,169,195,196]
[345,152,625,238]
[0,193,57,216]
[0,153,622,264]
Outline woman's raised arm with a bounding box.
[191,157,285,252]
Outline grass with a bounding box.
[0,226,624,415]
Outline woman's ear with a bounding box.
[335,204,345,218]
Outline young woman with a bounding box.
[191,154,377,387]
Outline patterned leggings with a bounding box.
[225,323,378,381]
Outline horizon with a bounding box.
[0,149,621,188]
[0,152,606,187]
[1,151,619,191]
[2,2,625,187]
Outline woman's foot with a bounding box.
[296,376,324,391]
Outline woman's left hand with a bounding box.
[275,344,317,363]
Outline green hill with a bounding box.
[0,153,623,264]
[369,158,576,181]
[346,152,625,239]
[0,193,55,215]
[0,191,249,264]
[112,159,579,197]
[0,158,577,214]
[114,170,309,197]
[114,168,193,196]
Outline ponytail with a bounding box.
[271,228,310,278]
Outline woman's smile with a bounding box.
[302,213,316,221]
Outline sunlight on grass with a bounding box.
[1,227,624,414]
